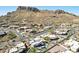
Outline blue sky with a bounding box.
[0,6,79,16]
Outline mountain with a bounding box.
[0,6,79,53]
[0,6,79,27]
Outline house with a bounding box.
[2,24,9,28]
[18,26,29,32]
[0,30,7,37]
[41,34,59,40]
[44,26,52,30]
[55,29,69,35]
[9,47,18,53]
[33,41,45,48]
[48,34,59,40]
[9,42,28,53]
[65,39,79,52]
[70,44,79,52]
[55,23,70,35]
[9,25,19,29]
[65,39,76,47]
[30,37,46,49]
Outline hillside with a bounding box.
[0,6,79,53]
[0,6,79,27]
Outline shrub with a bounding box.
[8,31,17,39]
[27,47,37,53]
[43,36,50,43]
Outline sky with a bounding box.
[0,6,79,16]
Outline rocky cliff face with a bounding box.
[16,6,40,12]
[54,10,67,14]
[54,9,77,16]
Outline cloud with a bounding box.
[0,11,8,16]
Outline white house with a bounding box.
[65,39,79,52]
[9,47,18,53]
[48,34,59,40]
[55,29,69,35]
[70,44,79,52]
[9,42,27,53]
[30,37,45,48]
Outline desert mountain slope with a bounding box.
[0,6,79,27]
[0,6,79,53]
